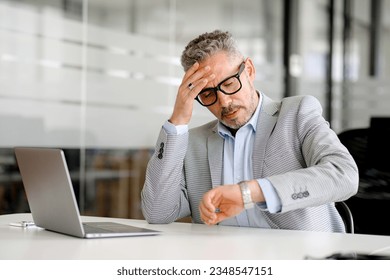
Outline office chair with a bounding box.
[335,201,354,234]
[337,128,369,174]
[338,127,390,235]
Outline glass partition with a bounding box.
[2,0,389,218]
[0,0,283,218]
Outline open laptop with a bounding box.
[14,147,160,238]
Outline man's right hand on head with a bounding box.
[169,62,215,125]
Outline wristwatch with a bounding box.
[238,181,255,209]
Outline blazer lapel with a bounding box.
[207,123,224,187]
[253,94,280,178]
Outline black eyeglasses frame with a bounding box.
[195,62,246,107]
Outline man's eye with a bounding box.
[203,91,214,98]
[222,77,236,88]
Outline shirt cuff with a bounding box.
[257,178,282,213]
[163,120,188,135]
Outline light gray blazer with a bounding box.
[141,94,359,232]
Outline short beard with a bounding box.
[220,104,246,129]
[220,88,258,130]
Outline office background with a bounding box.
[0,0,389,229]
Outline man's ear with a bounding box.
[245,57,256,82]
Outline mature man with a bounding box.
[141,30,358,232]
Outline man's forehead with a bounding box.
[200,54,240,76]
[199,52,236,65]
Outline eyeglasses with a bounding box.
[195,62,246,107]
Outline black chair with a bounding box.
[337,128,369,174]
[338,127,390,235]
[335,201,354,234]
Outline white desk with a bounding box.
[1,213,390,260]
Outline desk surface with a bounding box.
[1,213,390,260]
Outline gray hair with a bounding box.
[180,30,243,71]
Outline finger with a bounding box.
[182,65,212,91]
[200,194,220,223]
[186,78,208,99]
[200,190,225,224]
[199,199,216,224]
[202,190,219,212]
[182,61,200,81]
[182,63,211,85]
[187,75,216,102]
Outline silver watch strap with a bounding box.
[239,181,255,209]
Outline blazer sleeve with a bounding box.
[266,95,359,212]
[141,127,191,223]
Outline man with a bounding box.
[141,30,358,232]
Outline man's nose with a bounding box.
[216,91,232,106]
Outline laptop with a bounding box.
[14,147,160,238]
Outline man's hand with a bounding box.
[199,180,265,225]
[199,184,243,225]
[169,62,215,125]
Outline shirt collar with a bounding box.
[217,91,263,138]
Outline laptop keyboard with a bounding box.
[82,222,145,233]
[83,222,121,233]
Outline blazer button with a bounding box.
[303,191,309,197]
[291,193,298,200]
[157,144,164,159]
